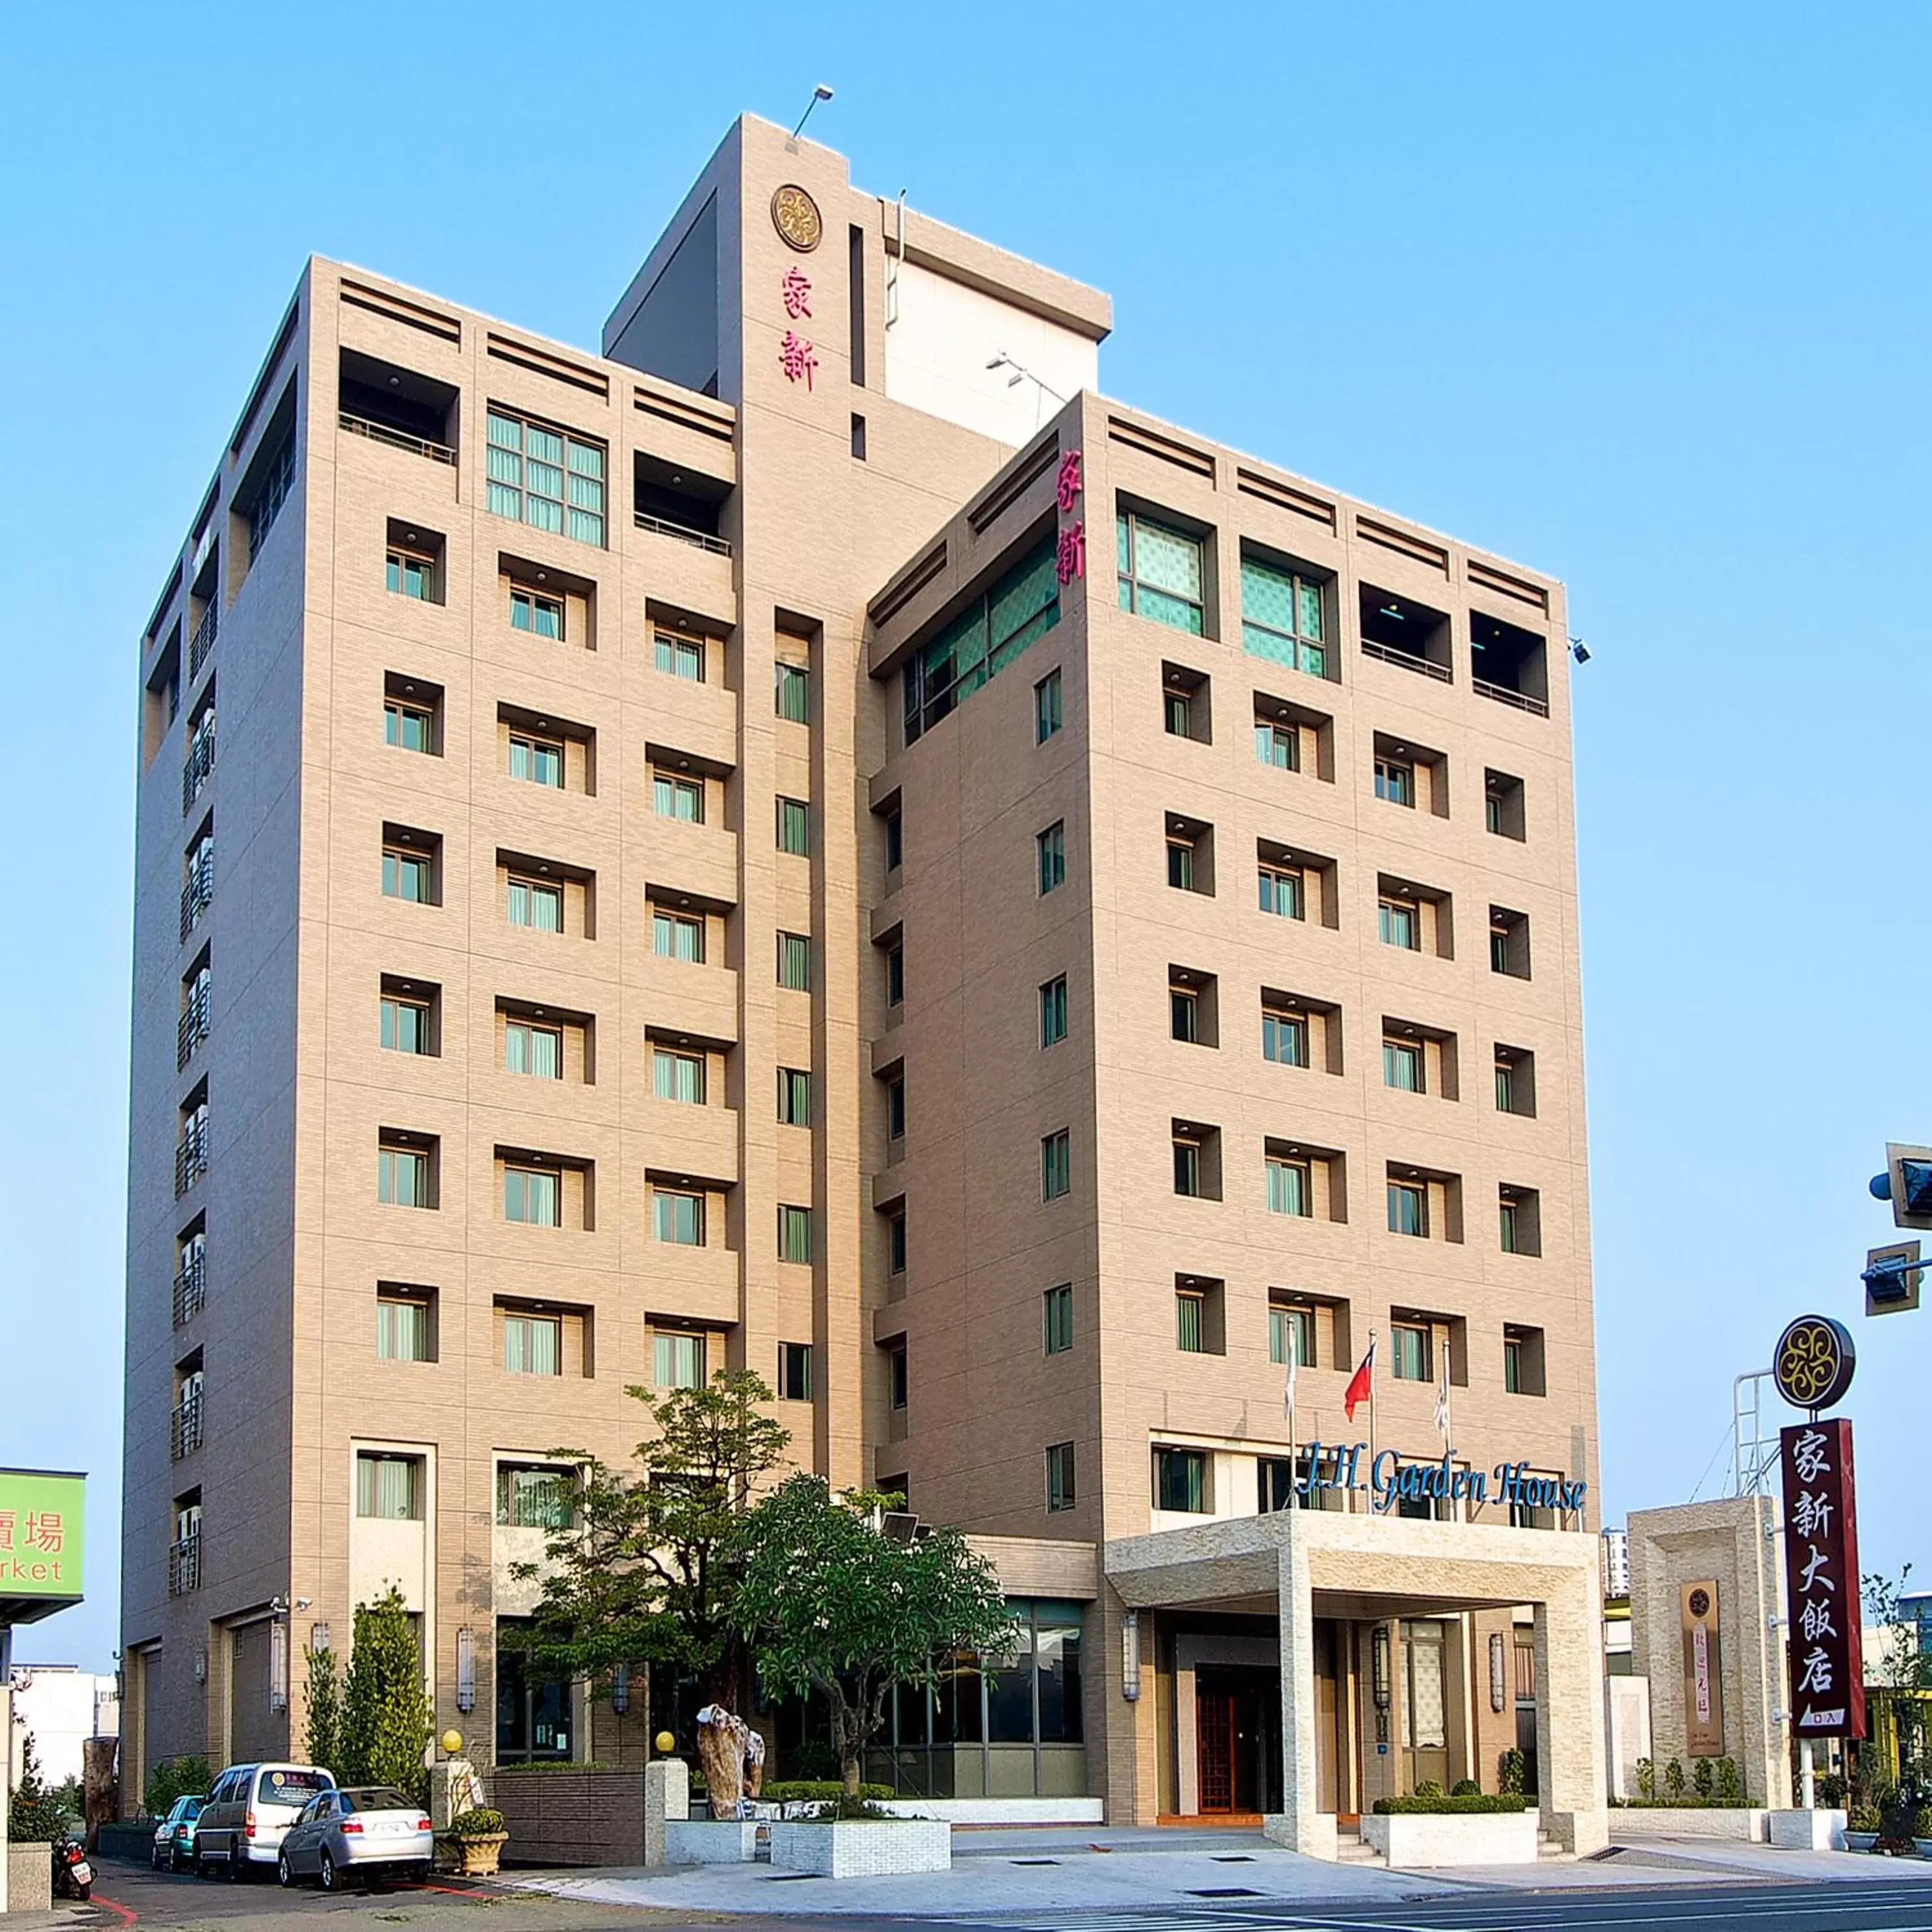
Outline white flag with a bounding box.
[1433,1355,1452,1447]
[1281,1314,1299,1418]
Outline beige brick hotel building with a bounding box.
[121,114,1607,1848]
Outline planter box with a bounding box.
[664,1820,764,1865]
[768,1818,950,1877]
[1361,1812,1538,1867]
[1918,1838,1932,1859]
[8,1843,53,1912]
[1608,1807,1768,1842]
[877,1797,1103,1826]
[1846,1831,1877,1852]
[1770,1809,1846,1851]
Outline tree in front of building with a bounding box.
[731,1473,1018,1810]
[304,1640,344,1773]
[1863,1563,1932,1788]
[338,1588,433,1796]
[9,1733,73,1842]
[143,1755,210,1821]
[509,1369,791,1714]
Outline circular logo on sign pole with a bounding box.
[1688,1588,1711,1619]
[1773,1314,1856,1413]
[772,184,823,253]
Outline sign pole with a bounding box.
[1,1620,13,1915]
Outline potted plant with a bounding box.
[1915,1804,1932,1860]
[440,1807,508,1877]
[1846,1803,1879,1853]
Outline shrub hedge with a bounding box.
[1374,1793,1528,1814]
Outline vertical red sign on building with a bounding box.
[1777,1417,1865,1740]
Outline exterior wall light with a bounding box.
[193,1648,207,1685]
[1489,1631,1508,1713]
[612,1662,631,1715]
[1372,1624,1392,1744]
[1121,1608,1141,1702]
[270,1616,289,1713]
[456,1626,476,1714]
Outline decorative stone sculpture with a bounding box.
[694,1703,766,1819]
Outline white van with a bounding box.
[195,1763,336,1873]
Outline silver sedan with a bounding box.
[276,1786,434,1891]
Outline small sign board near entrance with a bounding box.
[0,1466,85,1623]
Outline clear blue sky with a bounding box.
[6,1,1929,1669]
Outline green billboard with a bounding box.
[0,1468,84,1624]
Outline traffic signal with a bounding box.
[1864,1240,1923,1317]
[1872,1144,1932,1229]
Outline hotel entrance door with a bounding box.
[1194,1666,1281,1814]
[1401,1621,1451,1794]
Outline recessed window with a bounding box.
[1117,509,1205,634]
[376,1294,432,1363]
[1269,1301,1315,1370]
[777,797,810,856]
[1162,664,1211,743]
[653,1330,706,1390]
[496,1463,573,1527]
[779,1341,814,1402]
[1240,555,1326,675]
[1504,1324,1547,1396]
[653,772,703,823]
[386,546,436,603]
[775,660,810,724]
[509,586,564,638]
[779,1205,814,1264]
[1486,769,1526,840]
[1383,1037,1425,1094]
[381,990,432,1056]
[1035,668,1062,743]
[1255,718,1299,770]
[654,632,704,681]
[1170,984,1200,1044]
[1374,756,1414,807]
[1379,896,1419,951]
[1391,1321,1432,1382]
[1499,1185,1542,1257]
[1258,862,1303,920]
[1262,1005,1309,1068]
[385,698,434,753]
[503,1312,561,1375]
[1036,822,1066,895]
[1039,975,1068,1048]
[1266,1155,1310,1218]
[886,1074,906,1141]
[1043,1283,1073,1355]
[1173,1131,1203,1198]
[503,1164,561,1227]
[378,1142,431,1209]
[1490,907,1531,980]
[507,875,563,932]
[1046,1442,1076,1512]
[888,1342,909,1411]
[355,1453,422,1520]
[381,837,435,904]
[888,1209,907,1275]
[501,1019,560,1079]
[486,407,606,547]
[778,1068,812,1125]
[1495,1046,1537,1116]
[653,909,705,962]
[886,941,905,1007]
[1166,831,1196,891]
[1175,1286,1208,1351]
[509,733,563,788]
[778,931,812,991]
[1388,1180,1427,1238]
[1153,1446,1209,1514]
[1041,1129,1072,1201]
[652,1046,704,1103]
[652,1188,704,1246]
[883,806,903,872]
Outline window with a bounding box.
[775,660,810,723]
[653,1331,706,1390]
[1041,1129,1072,1201]
[506,1020,562,1078]
[1258,863,1303,920]
[248,434,296,561]
[1240,556,1325,674]
[1036,822,1066,895]
[486,407,606,546]
[1116,510,1205,634]
[1035,668,1062,743]
[653,1189,704,1246]
[509,588,564,638]
[386,547,435,601]
[885,942,905,1007]
[1504,1325,1546,1396]
[1270,1303,1315,1370]
[1043,1283,1073,1355]
[778,931,812,991]
[903,539,1060,744]
[1165,690,1193,737]
[1499,1186,1541,1257]
[1038,975,1068,1048]
[1392,1322,1432,1382]
[1175,1288,1207,1351]
[886,1075,906,1140]
[883,807,902,872]
[376,1296,431,1362]
[779,1204,814,1264]
[779,1067,812,1125]
[355,1453,421,1520]
[653,909,705,962]
[1379,896,1418,950]
[1384,1038,1425,1093]
[504,1165,560,1227]
[1388,1181,1427,1238]
[653,773,703,822]
[1045,1442,1076,1513]
[1166,833,1196,891]
[888,1342,909,1411]
[777,797,810,855]
[385,699,433,752]
[888,1209,907,1275]
[1491,907,1531,979]
[1495,1047,1536,1117]
[1375,757,1414,807]
[644,1043,703,1103]
[654,632,704,681]
[1486,769,1526,841]
[1170,985,1199,1044]
[1153,1447,1209,1514]
[1262,1006,1309,1068]
[1496,1055,1516,1113]
[507,875,563,932]
[1266,1155,1310,1218]
[382,843,433,904]
[779,1342,814,1402]
[496,1465,573,1528]
[503,1312,561,1375]
[378,1144,429,1208]
[509,734,563,787]
[1255,719,1299,770]
[1504,1333,1524,1394]
[381,993,431,1056]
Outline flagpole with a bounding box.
[1367,1325,1377,1516]
[1286,1320,1298,1509]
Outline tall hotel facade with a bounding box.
[122,116,1608,1848]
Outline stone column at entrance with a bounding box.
[1267,1531,1336,1858]
[1534,1587,1609,1852]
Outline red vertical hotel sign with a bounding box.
[1777,1418,1864,1739]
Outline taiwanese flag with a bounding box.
[1344,1338,1377,1423]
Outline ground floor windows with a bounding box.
[495,1617,573,1763]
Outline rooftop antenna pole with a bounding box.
[790,83,834,141]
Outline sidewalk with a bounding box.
[504,1822,1932,1917]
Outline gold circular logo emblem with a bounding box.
[772,184,823,253]
[1772,1313,1856,1412]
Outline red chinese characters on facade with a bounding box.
[1056,448,1083,513]
[1056,522,1085,586]
[781,266,813,320]
[779,330,818,391]
[1777,1418,1865,1740]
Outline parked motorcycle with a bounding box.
[51,1835,94,1901]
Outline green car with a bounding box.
[151,1795,205,1872]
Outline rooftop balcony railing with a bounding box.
[1473,676,1549,717]
[1361,638,1452,683]
[170,1390,204,1462]
[179,866,214,944]
[182,720,216,816]
[339,410,456,466]
[634,510,732,557]
[188,603,218,682]
[177,987,210,1071]
[168,1533,201,1597]
[174,1124,209,1199]
[171,1251,207,1329]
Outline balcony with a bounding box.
[634,450,733,556]
[188,602,218,682]
[171,1253,206,1328]
[177,991,210,1071]
[179,868,213,944]
[167,1533,201,1598]
[1470,612,1551,717]
[339,410,456,466]
[338,348,459,466]
[633,510,731,557]
[169,1390,203,1462]
[182,720,216,816]
[1359,588,1453,683]
[174,1127,209,1199]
